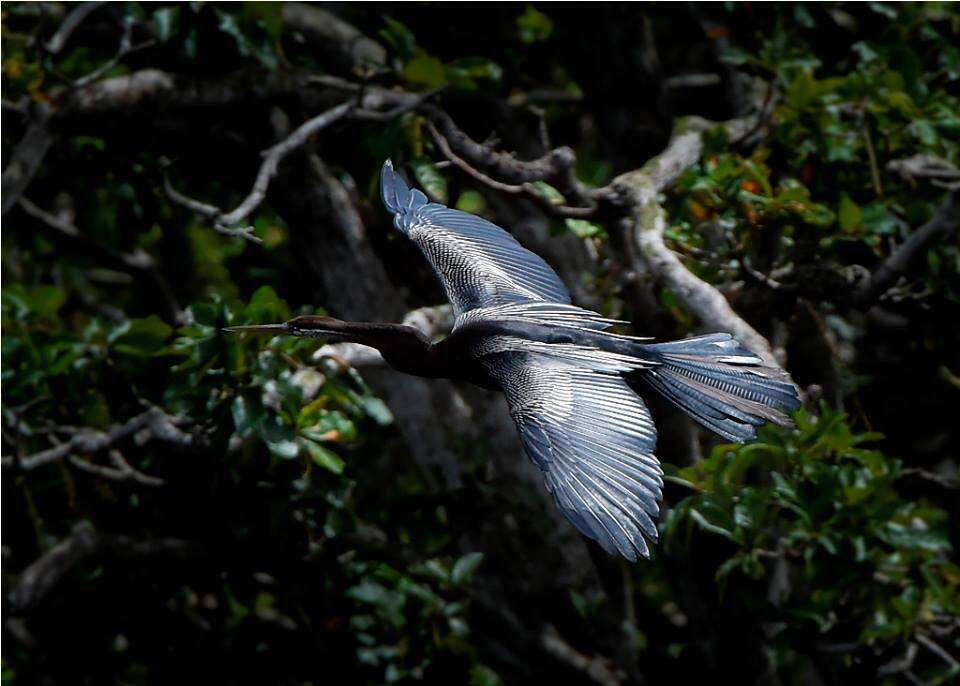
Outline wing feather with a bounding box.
[481,349,662,561]
[381,161,570,316]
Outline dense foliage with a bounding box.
[3,3,958,685]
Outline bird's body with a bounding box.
[229,160,801,561]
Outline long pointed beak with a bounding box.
[223,323,290,334]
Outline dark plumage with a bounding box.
[228,160,801,561]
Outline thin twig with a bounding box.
[426,120,597,218]
[45,1,106,54]
[73,19,155,89]
[541,624,625,686]
[854,191,959,304]
[916,633,960,671]
[898,467,957,490]
[863,119,883,198]
[218,101,354,227]
[165,101,355,243]
[163,177,260,243]
[66,449,164,486]
[352,88,440,122]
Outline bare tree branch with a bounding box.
[541,624,625,686]
[72,20,155,89]
[2,105,55,215]
[2,407,191,472]
[165,101,355,243]
[67,449,165,487]
[610,116,782,366]
[9,523,195,612]
[916,633,960,672]
[854,191,960,304]
[887,154,960,189]
[44,1,106,54]
[58,68,177,114]
[219,101,355,227]
[420,103,579,188]
[419,103,591,205]
[425,121,597,218]
[282,3,387,74]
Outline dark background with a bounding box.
[2,3,958,685]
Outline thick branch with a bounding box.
[2,106,55,215]
[282,3,386,74]
[541,624,624,686]
[854,191,960,304]
[421,104,578,189]
[9,523,194,612]
[612,117,780,365]
[425,121,596,218]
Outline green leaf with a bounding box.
[152,6,180,43]
[451,552,484,585]
[564,218,605,239]
[300,438,345,474]
[410,158,448,203]
[403,51,447,89]
[446,57,503,89]
[215,8,277,68]
[245,2,284,41]
[380,17,417,61]
[470,664,504,686]
[838,194,862,232]
[455,190,486,214]
[108,315,173,357]
[245,285,290,324]
[358,396,393,426]
[528,181,565,205]
[517,6,553,44]
[256,417,299,459]
[2,285,66,321]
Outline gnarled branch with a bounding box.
[9,523,195,612]
[2,407,191,473]
[611,117,782,366]
[854,191,960,305]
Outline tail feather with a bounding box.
[633,333,801,443]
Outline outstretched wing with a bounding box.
[480,347,663,561]
[381,160,570,317]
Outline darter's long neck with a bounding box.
[229,317,442,377]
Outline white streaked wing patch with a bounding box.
[482,350,662,561]
[406,205,570,316]
[471,336,655,373]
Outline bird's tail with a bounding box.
[380,160,428,223]
[630,333,801,443]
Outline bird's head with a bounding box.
[224,315,350,340]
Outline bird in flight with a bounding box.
[228,160,801,561]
